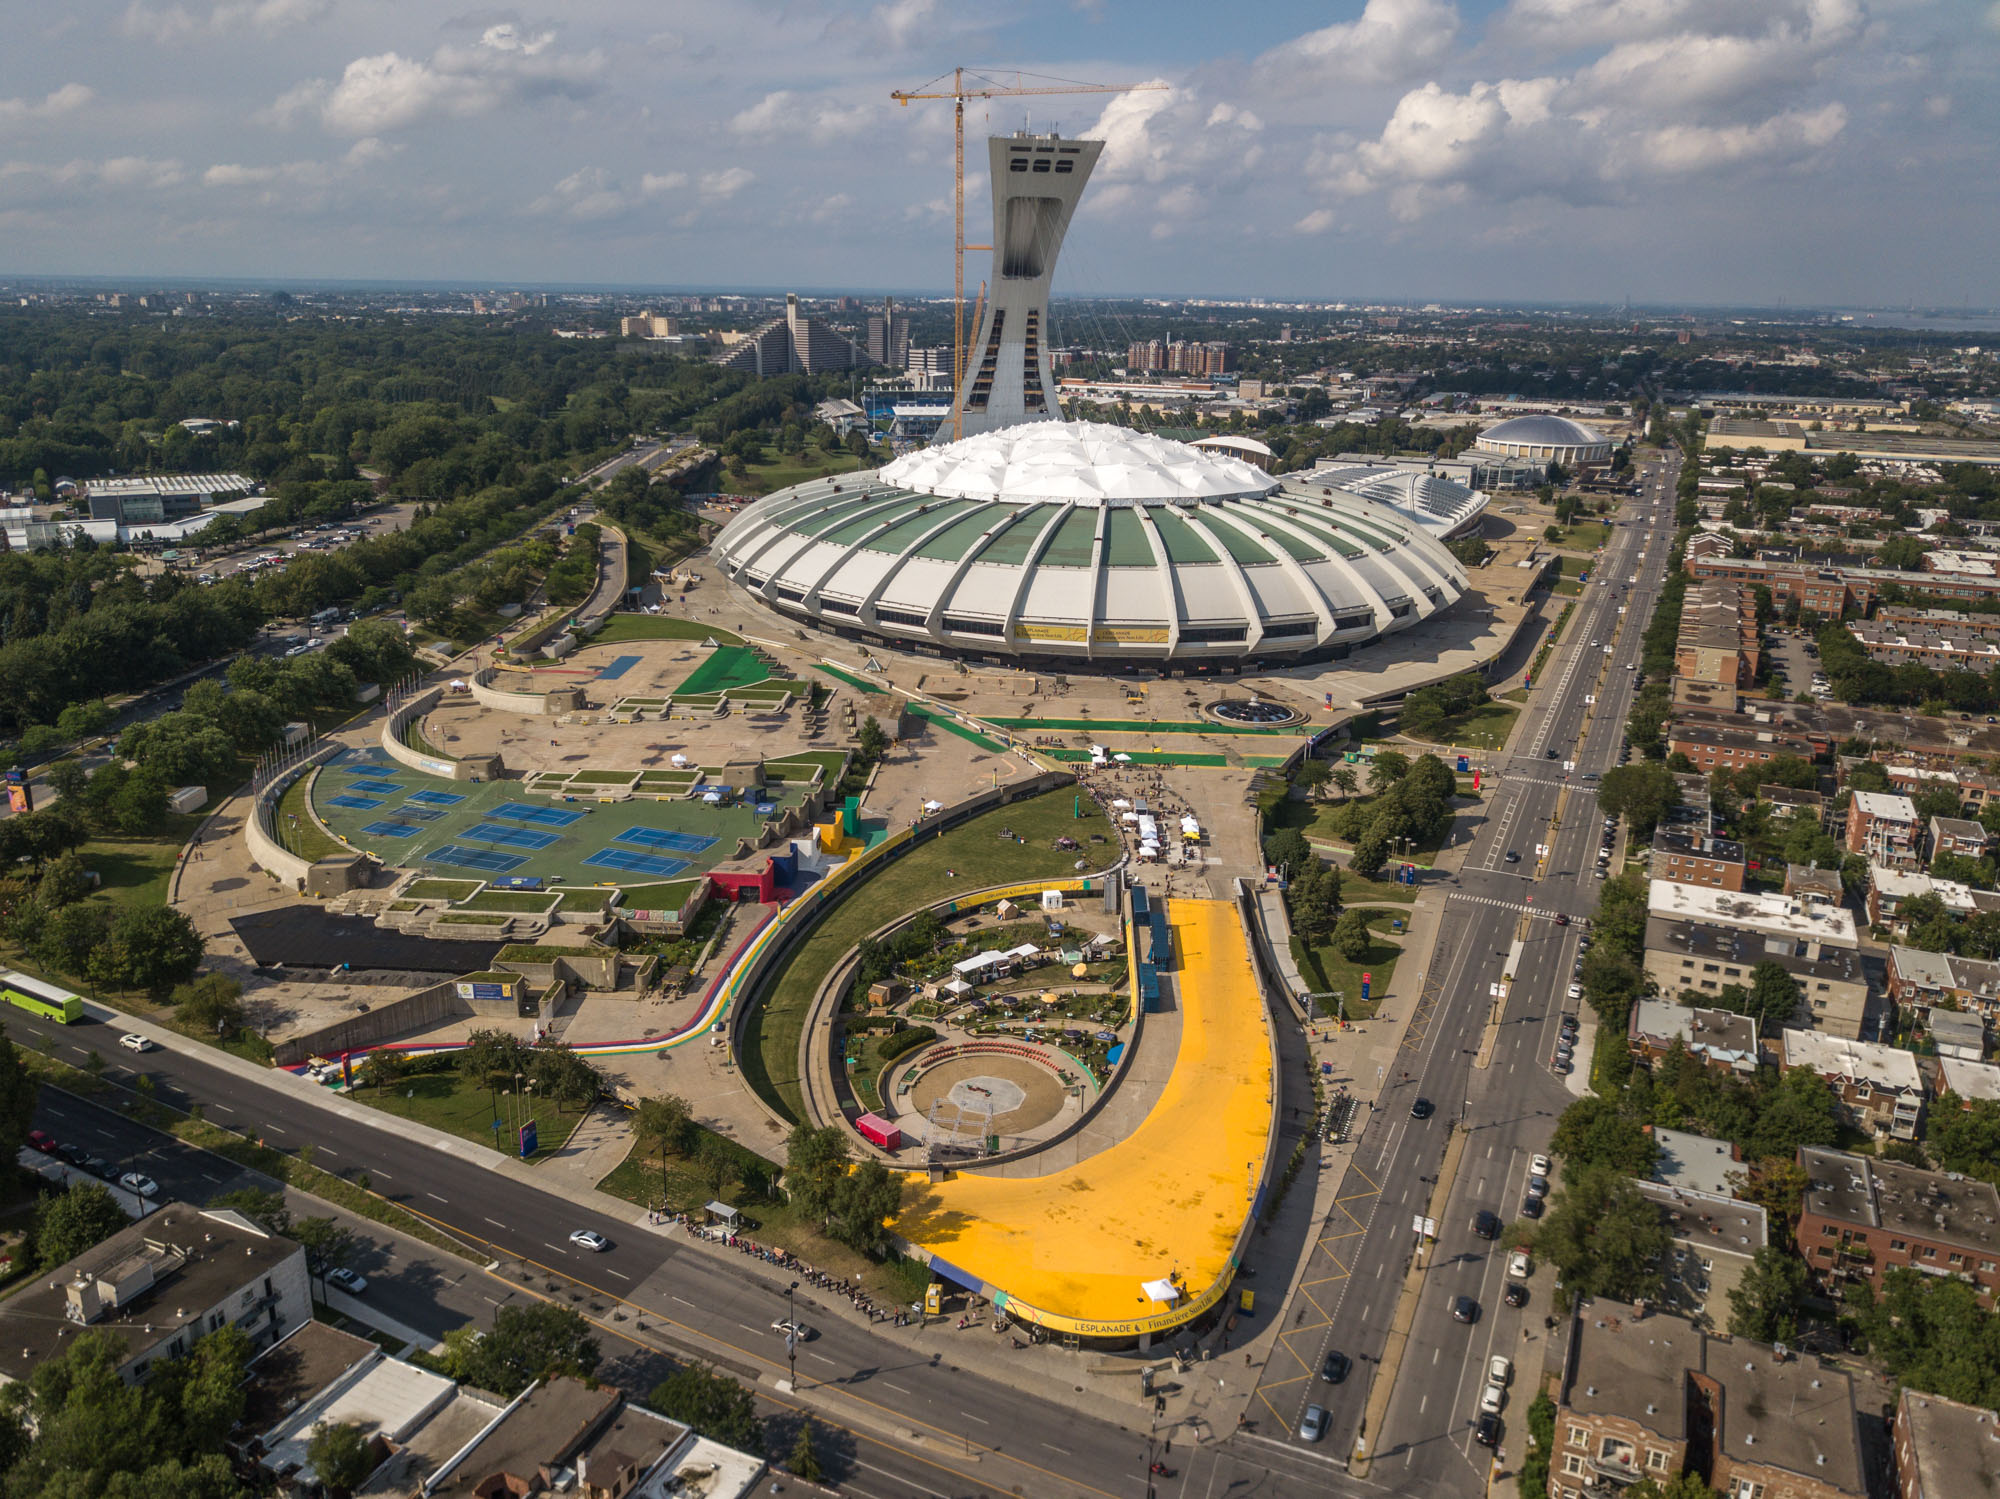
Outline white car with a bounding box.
[569,1229,609,1252]
[1480,1381,1506,1414]
[119,1172,159,1198]
[118,1034,154,1053]
[771,1318,816,1342]
[1567,984,1583,1000]
[1489,1354,1513,1386]
[326,1267,368,1294]
[1531,1154,1552,1179]
[1509,1250,1534,1280]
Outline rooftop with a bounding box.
[879,421,1279,507]
[1630,1000,1759,1072]
[1645,915,1867,993]
[1564,1311,1694,1438]
[429,1377,622,1496]
[0,1203,302,1384]
[1633,1181,1768,1259]
[358,1389,505,1497]
[1709,1338,1863,1490]
[1852,789,1920,821]
[1800,1145,2000,1259]
[1889,945,2000,1002]
[1779,1029,1926,1092]
[1648,881,1857,948]
[1653,828,1748,864]
[240,1320,378,1432]
[1897,1390,2000,1499]
[1650,1127,1745,1199]
[262,1353,457,1487]
[630,1435,767,1499]
[1477,414,1609,448]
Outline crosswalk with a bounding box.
[1449,890,1573,923]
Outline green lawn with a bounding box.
[78,810,204,911]
[1291,907,1409,1021]
[1550,578,1583,597]
[405,878,480,901]
[741,786,1112,1124]
[1550,521,1610,551]
[1270,788,1474,865]
[738,446,868,496]
[1399,701,1520,752]
[459,891,560,913]
[274,776,345,863]
[589,614,743,646]
[348,1070,574,1163]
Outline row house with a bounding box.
[1652,829,1749,891]
[1796,1145,2000,1305]
[1553,1309,1865,1499]
[1776,1028,1926,1141]
[1885,946,2000,1023]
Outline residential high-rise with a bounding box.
[866,297,909,368]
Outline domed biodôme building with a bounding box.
[1473,414,1612,468]
[710,421,1473,670]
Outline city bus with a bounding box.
[2,985,81,1024]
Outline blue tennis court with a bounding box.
[393,806,445,822]
[360,820,423,839]
[463,823,561,850]
[583,848,690,877]
[406,790,467,807]
[348,779,403,794]
[425,845,528,873]
[597,655,642,680]
[327,794,387,811]
[613,827,718,854]
[493,802,585,827]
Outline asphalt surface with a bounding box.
[1243,452,1683,1494]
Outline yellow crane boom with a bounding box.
[892,69,1168,440]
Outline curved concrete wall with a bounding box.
[470,666,550,716]
[245,746,341,889]
[381,687,459,779]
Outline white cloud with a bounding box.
[1,155,185,191]
[277,29,603,136]
[529,165,626,220]
[730,91,792,137]
[1256,0,1460,90]
[640,171,688,195]
[1295,207,1337,234]
[731,90,875,144]
[700,166,754,199]
[124,0,331,41]
[871,0,935,48]
[1573,1,1860,113]
[0,85,94,122]
[1637,102,1846,173]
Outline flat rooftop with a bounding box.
[1801,1146,2000,1260]
[241,1320,378,1432]
[893,898,1272,1338]
[1564,1311,1693,1438]
[1648,880,1858,948]
[1634,1181,1767,1260]
[1898,1391,2000,1499]
[1779,1028,1924,1091]
[429,1377,620,1495]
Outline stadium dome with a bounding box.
[710,421,1471,668]
[1307,463,1488,540]
[1473,414,1613,466]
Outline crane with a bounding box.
[892,69,1168,438]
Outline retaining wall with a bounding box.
[470,666,552,716]
[381,687,460,779]
[245,745,343,890]
[269,979,520,1065]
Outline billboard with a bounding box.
[517,1120,539,1158]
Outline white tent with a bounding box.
[1111,798,1131,809]
[1142,1278,1181,1303]
[952,950,1008,976]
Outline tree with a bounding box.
[825,1158,902,1255]
[0,1030,37,1162]
[1332,907,1372,962]
[1262,826,1314,881]
[528,1041,602,1113]
[308,1420,378,1496]
[291,1217,357,1293]
[789,1416,824,1481]
[458,1027,533,1087]
[1727,1245,1808,1343]
[1855,1268,2000,1408]
[635,1095,697,1199]
[205,1187,292,1236]
[46,758,88,803]
[1579,946,1646,1027]
[1744,961,1803,1031]
[36,1181,129,1268]
[458,1303,601,1397]
[1368,751,1410,789]
[1591,871,1650,958]
[103,906,205,991]
[361,1047,407,1093]
[1294,759,1332,799]
[1742,1067,1840,1162]
[1929,1093,2000,1184]
[648,1364,765,1450]
[1550,1096,1658,1177]
[695,1133,738,1203]
[1329,765,1359,801]
[1527,1167,1669,1304]
[37,850,89,908]
[170,972,244,1036]
[856,714,888,763]
[1593,762,1679,841]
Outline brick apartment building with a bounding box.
[1676,578,1759,688]
[1846,790,1922,870]
[1669,722,1823,774]
[1628,1000,1761,1075]
[1929,815,1994,861]
[1796,1145,2000,1305]
[1553,1309,1865,1499]
[1777,1029,1927,1140]
[1893,1388,2000,1499]
[1652,828,1749,891]
[1886,945,2000,1022]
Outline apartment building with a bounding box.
[1796,1145,2000,1304]
[1777,1029,1927,1140]
[1632,1182,1768,1331]
[1653,829,1749,891]
[1929,815,1994,861]
[1628,1000,1761,1075]
[1785,863,1843,904]
[1669,722,1822,774]
[1892,1389,2000,1499]
[1675,577,1759,688]
[1645,919,1870,1037]
[1846,790,1922,871]
[1552,1310,1865,1499]
[1850,617,2000,672]
[1886,945,2000,1022]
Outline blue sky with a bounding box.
[4,1,1997,306]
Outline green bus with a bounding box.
[3,987,81,1024]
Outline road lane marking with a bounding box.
[884,1381,911,1394]
[1041,1444,1070,1456]
[485,1217,507,1228]
[426,1192,448,1203]
[672,1295,698,1308]
[318,1146,339,1157]
[605,1269,630,1281]
[544,1243,569,1254]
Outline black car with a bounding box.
[1322,1350,1351,1384]
[1452,1295,1479,1324]
[1472,1210,1501,1240]
[1504,1281,1530,1308]
[1475,1413,1502,1448]
[58,1143,88,1167]
[1520,1195,1545,1220]
[1545,748,1559,759]
[1410,1097,1435,1120]
[1504,850,1521,863]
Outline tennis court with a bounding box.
[425,845,528,873]
[327,794,387,811]
[407,790,466,807]
[583,848,690,877]
[348,778,404,794]
[612,827,717,853]
[360,820,423,839]
[492,803,586,827]
[462,823,561,850]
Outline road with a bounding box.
[1242,452,1683,1493]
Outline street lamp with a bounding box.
[785,1280,799,1390]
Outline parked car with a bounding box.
[119,1173,159,1198]
[1481,1382,1506,1415]
[1508,1250,1534,1279]
[1475,1413,1502,1448]
[1520,1195,1545,1220]
[327,1267,368,1294]
[27,1130,56,1154]
[1505,1281,1530,1308]
[1531,1154,1552,1178]
[1489,1355,1513,1386]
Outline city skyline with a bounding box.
[3,1,1996,305]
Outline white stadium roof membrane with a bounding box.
[880,422,1279,507]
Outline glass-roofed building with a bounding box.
[709,421,1477,669]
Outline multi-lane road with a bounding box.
[1244,452,1682,1494]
